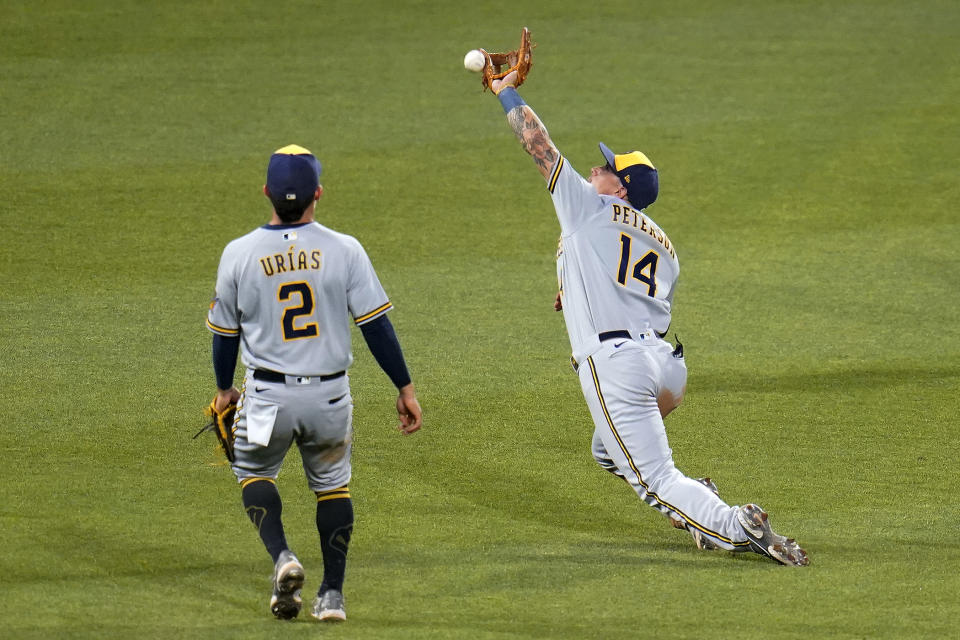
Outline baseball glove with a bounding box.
[480,27,534,92]
[194,397,237,462]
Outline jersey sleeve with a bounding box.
[346,239,393,326]
[206,243,241,337]
[547,155,604,234]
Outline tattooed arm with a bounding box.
[507,106,559,180]
[491,70,560,181]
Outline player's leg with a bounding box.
[594,423,715,547]
[312,485,352,621]
[239,478,290,561]
[293,377,353,621]
[591,429,625,478]
[594,419,719,547]
[232,380,304,618]
[656,337,687,419]
[593,338,684,470]
[579,342,748,551]
[234,385,298,562]
[644,341,808,564]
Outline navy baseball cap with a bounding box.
[598,142,659,209]
[266,144,322,214]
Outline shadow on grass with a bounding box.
[17,517,258,583]
[692,362,960,393]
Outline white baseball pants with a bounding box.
[579,335,749,550]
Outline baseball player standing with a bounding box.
[206,144,423,621]
[481,70,808,566]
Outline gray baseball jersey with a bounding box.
[549,155,679,362]
[545,154,749,550]
[206,221,392,376]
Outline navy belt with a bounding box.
[598,329,667,342]
[598,330,631,342]
[253,369,345,383]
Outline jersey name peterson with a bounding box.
[259,246,323,277]
[610,204,676,259]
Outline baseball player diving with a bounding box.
[205,145,423,622]
[475,37,808,566]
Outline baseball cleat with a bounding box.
[270,550,305,619]
[311,588,346,622]
[736,504,809,567]
[670,478,721,550]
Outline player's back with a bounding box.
[585,195,678,329]
[560,197,679,337]
[222,221,374,376]
[550,156,679,353]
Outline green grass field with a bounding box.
[2,1,958,638]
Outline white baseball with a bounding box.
[463,49,485,73]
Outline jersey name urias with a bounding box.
[548,156,679,357]
[207,221,391,376]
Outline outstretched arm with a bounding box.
[492,70,559,180]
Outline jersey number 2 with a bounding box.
[278,281,319,340]
[617,233,658,297]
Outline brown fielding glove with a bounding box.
[480,27,534,92]
[194,397,238,462]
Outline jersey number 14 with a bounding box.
[616,233,658,297]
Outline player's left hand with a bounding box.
[553,291,562,311]
[215,386,241,412]
[490,69,519,96]
[396,384,422,435]
[197,386,241,462]
[481,27,533,93]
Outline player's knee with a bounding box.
[657,388,684,419]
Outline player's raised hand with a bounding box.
[477,27,533,93]
[396,384,422,435]
[491,69,519,95]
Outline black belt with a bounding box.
[599,329,667,342]
[598,330,631,342]
[253,369,345,383]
